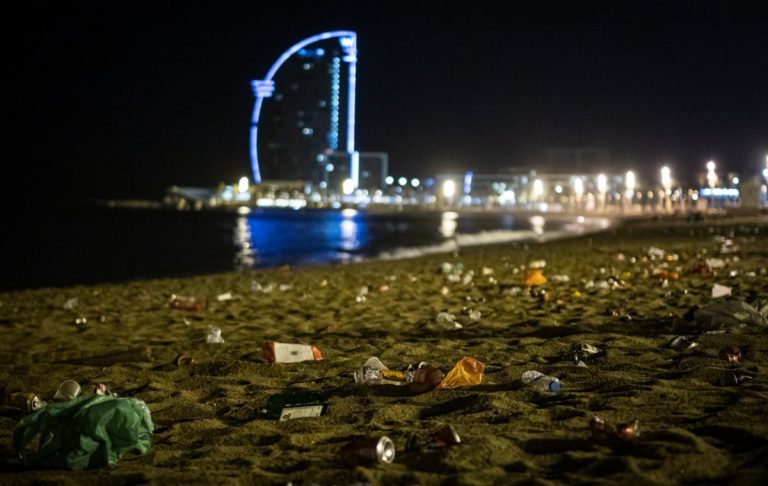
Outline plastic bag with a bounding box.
[693,300,768,332]
[438,357,485,389]
[14,394,153,470]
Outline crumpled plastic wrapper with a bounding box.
[14,394,154,470]
[692,299,768,332]
[438,357,485,389]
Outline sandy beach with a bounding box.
[1,212,767,485]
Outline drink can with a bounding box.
[169,295,206,311]
[263,341,323,363]
[341,436,395,466]
[718,346,742,363]
[265,390,328,421]
[4,391,45,412]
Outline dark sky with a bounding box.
[9,1,768,204]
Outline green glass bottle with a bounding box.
[265,390,328,421]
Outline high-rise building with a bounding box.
[250,32,358,189]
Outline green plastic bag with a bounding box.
[13,394,154,470]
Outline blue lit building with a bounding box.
[250,32,358,190]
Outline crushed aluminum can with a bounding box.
[718,346,742,363]
[341,436,395,466]
[589,415,639,441]
[1,390,46,412]
[174,352,194,367]
[718,371,753,386]
[54,380,81,401]
[169,295,207,311]
[263,341,323,364]
[615,419,640,440]
[408,365,444,394]
[668,335,698,350]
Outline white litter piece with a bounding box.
[207,325,225,344]
[712,283,732,299]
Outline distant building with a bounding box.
[250,32,359,190]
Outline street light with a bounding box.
[706,161,717,188]
[532,179,544,200]
[573,177,584,210]
[442,180,456,199]
[625,170,636,210]
[661,166,672,211]
[596,174,607,210]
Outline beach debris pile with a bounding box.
[11,379,153,470]
[352,356,481,392]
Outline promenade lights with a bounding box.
[237,176,250,193]
[706,161,717,188]
[597,174,607,194]
[573,177,584,210]
[625,170,636,209]
[411,178,420,188]
[398,177,407,186]
[342,178,355,195]
[532,179,544,200]
[661,166,672,211]
[385,176,394,185]
[597,173,607,209]
[442,180,456,199]
[573,177,584,199]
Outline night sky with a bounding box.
[9,1,768,205]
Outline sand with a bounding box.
[1,212,767,485]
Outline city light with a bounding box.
[442,180,456,199]
[385,176,394,185]
[398,177,407,186]
[660,166,671,192]
[625,170,636,195]
[573,177,584,198]
[342,178,355,195]
[410,178,420,188]
[707,161,717,188]
[237,176,249,193]
[532,179,544,199]
[597,174,607,194]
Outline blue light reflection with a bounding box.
[243,210,368,266]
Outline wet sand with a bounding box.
[1,213,767,485]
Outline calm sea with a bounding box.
[2,206,610,291]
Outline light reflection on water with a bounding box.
[238,210,369,266]
[232,209,608,269]
[440,211,459,238]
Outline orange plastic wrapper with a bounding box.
[437,357,485,389]
[523,269,547,287]
[651,269,679,280]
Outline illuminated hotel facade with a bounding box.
[250,31,358,190]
